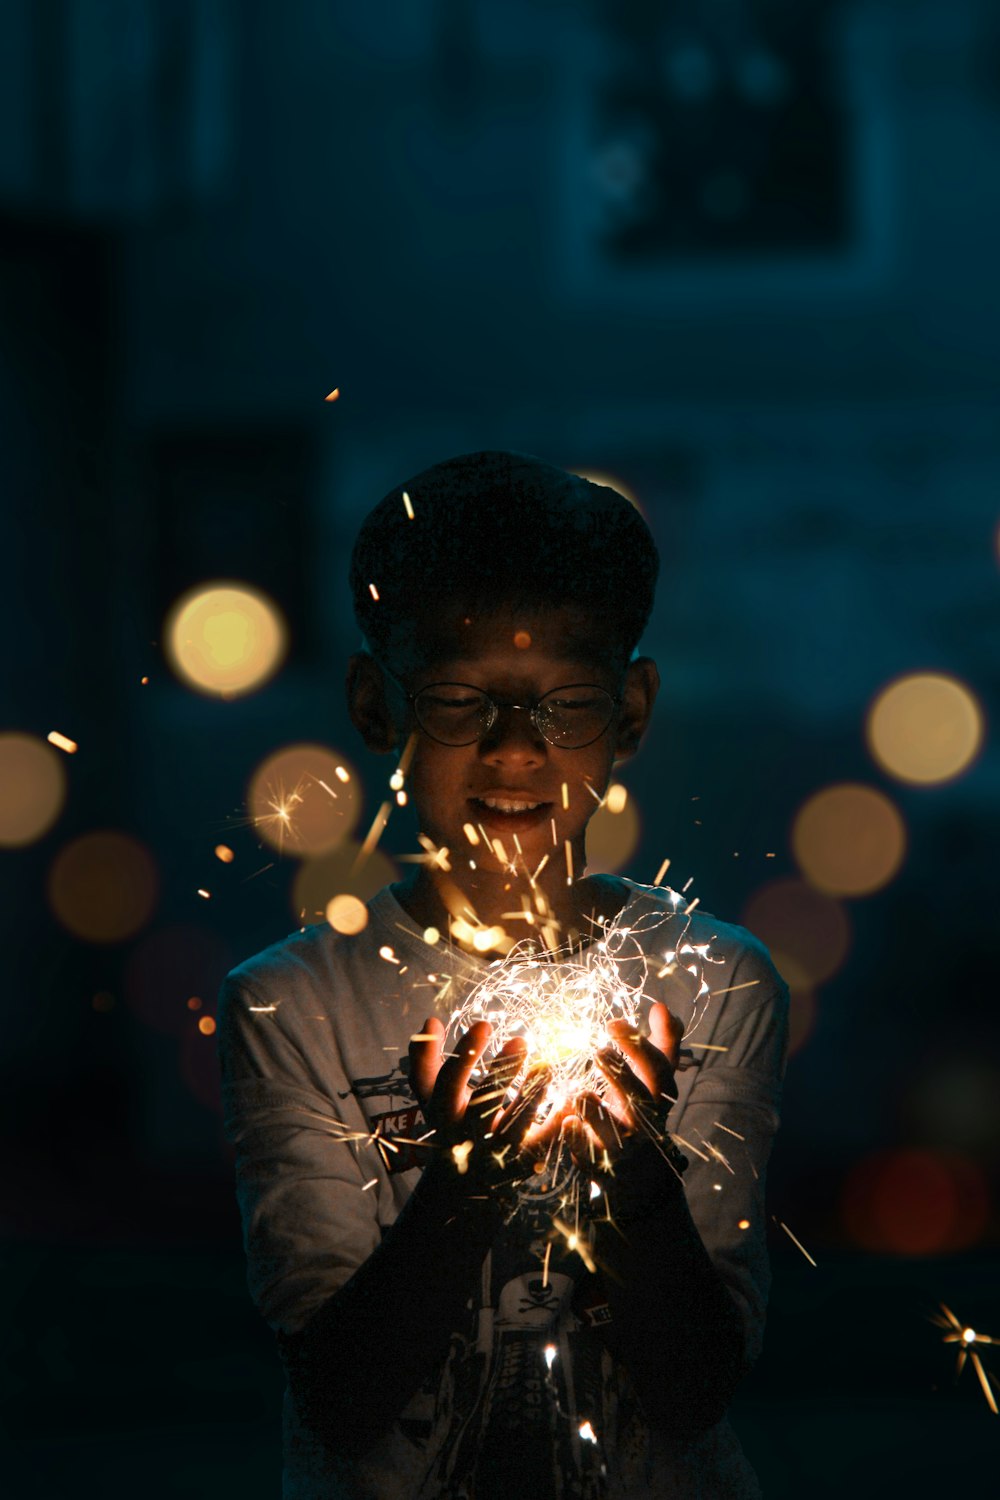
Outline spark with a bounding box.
[933,1303,999,1414]
[248,1004,278,1013]
[561,782,569,809]
[197,888,211,900]
[361,1177,378,1191]
[369,582,379,601]
[441,895,722,1117]
[452,1140,474,1175]
[215,844,235,863]
[544,1343,557,1369]
[653,857,671,885]
[325,388,340,401]
[578,1421,598,1444]
[47,731,77,754]
[402,489,414,519]
[335,765,351,783]
[774,1218,817,1267]
[552,1217,597,1272]
[354,801,393,867]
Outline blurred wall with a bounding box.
[2,0,997,1263]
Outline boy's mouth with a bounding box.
[468,795,553,834]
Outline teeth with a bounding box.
[479,797,544,813]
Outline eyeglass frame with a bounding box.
[375,661,624,750]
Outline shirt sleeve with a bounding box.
[672,937,789,1368]
[217,973,382,1337]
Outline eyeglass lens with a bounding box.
[413,685,615,748]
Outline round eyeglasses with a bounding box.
[380,666,621,749]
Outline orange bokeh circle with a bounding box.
[840,1148,990,1255]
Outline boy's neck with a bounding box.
[391,856,630,958]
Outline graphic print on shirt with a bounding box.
[339,1057,425,1173]
[409,1173,653,1500]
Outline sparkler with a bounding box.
[440,896,720,1124]
[932,1303,999,1414]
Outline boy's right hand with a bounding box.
[409,1017,556,1194]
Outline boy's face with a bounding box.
[350,605,658,879]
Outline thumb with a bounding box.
[408,1015,444,1106]
[649,1003,682,1067]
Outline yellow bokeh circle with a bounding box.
[248,745,361,856]
[866,672,984,785]
[586,794,641,875]
[793,783,906,896]
[0,732,67,847]
[326,893,369,935]
[48,831,158,943]
[293,842,398,924]
[165,581,287,698]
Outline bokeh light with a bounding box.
[123,925,234,1036]
[48,832,158,944]
[326,893,369,935]
[570,468,644,514]
[164,581,288,698]
[741,879,850,990]
[585,790,641,875]
[293,841,398,923]
[841,1149,990,1255]
[866,672,984,785]
[0,732,67,847]
[792,783,906,896]
[248,745,361,856]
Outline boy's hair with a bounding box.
[349,450,659,666]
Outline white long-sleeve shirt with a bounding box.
[219,878,789,1498]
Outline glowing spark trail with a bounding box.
[932,1303,999,1414]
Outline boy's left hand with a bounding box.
[563,1002,682,1166]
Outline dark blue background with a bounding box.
[2,2,997,1494]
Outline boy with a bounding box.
[218,450,789,1498]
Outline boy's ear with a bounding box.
[613,656,659,763]
[346,653,400,754]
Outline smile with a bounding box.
[478,797,546,813]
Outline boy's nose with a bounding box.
[479,705,546,765]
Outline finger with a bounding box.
[521,1090,568,1156]
[496,1062,551,1146]
[521,1104,566,1158]
[578,1091,627,1155]
[408,1015,444,1106]
[560,1114,590,1167]
[433,1021,492,1122]
[596,1045,648,1123]
[560,1105,615,1171]
[468,1036,528,1125]
[649,1003,683,1070]
[607,1015,677,1106]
